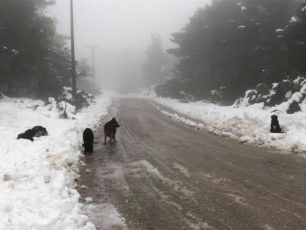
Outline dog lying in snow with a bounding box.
[83,128,94,154]
[17,126,48,141]
[104,117,120,144]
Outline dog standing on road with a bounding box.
[104,117,120,144]
[83,128,94,154]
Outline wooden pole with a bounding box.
[70,0,77,101]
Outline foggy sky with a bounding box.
[49,0,211,88]
[49,0,210,59]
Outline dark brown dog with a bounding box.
[104,117,120,144]
[17,126,48,141]
[83,128,94,154]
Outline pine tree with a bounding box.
[0,0,70,97]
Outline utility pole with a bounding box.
[87,45,99,88]
[70,0,77,101]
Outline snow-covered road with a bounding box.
[79,98,306,230]
[2,93,306,229]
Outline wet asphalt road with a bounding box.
[78,98,306,230]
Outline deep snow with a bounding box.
[0,92,125,229]
[142,93,306,156]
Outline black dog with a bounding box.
[104,117,120,144]
[270,115,282,133]
[17,126,48,141]
[83,128,94,154]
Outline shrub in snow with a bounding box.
[58,101,76,119]
[45,87,96,119]
[178,90,194,102]
[155,80,185,99]
[75,90,95,109]
[287,101,301,114]
[236,76,306,114]
[256,83,269,96]
[0,92,9,100]
[46,97,57,112]
[155,78,204,101]
[210,86,226,103]
[267,80,297,106]
[45,97,76,119]
[58,87,95,109]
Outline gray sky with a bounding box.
[49,0,210,59]
[49,0,211,89]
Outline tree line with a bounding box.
[155,0,306,104]
[0,0,75,98]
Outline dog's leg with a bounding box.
[103,136,107,145]
[84,145,88,155]
[110,133,116,144]
[89,145,93,153]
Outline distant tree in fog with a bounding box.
[142,35,167,86]
[77,59,92,78]
[0,0,71,97]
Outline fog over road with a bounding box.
[79,98,306,230]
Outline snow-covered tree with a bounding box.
[161,0,300,103]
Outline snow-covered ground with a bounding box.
[145,94,306,156]
[0,92,124,229]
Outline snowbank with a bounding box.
[0,93,111,229]
[149,96,306,156]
